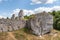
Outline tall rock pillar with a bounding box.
[11,14,15,20]
[18,10,24,20]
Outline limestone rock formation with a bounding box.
[0,10,53,36]
[18,10,24,19]
[0,18,26,32]
[0,10,26,32]
[27,11,53,36]
[11,14,15,20]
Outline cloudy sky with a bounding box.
[0,0,60,18]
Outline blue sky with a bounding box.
[0,0,60,18]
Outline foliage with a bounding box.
[6,17,9,19]
[50,10,60,30]
[24,14,35,20]
[24,15,30,20]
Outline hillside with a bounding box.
[0,28,60,40]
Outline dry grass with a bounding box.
[0,28,60,40]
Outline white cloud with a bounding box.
[34,6,60,13]
[11,6,60,16]
[0,16,6,19]
[12,8,20,17]
[46,0,57,4]
[11,8,35,16]
[0,6,60,18]
[34,7,52,13]
[52,6,60,11]
[30,0,57,5]
[30,0,41,5]
[23,9,34,16]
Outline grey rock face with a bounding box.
[0,10,26,32]
[18,10,24,19]
[0,19,26,32]
[11,14,15,20]
[28,12,53,36]
[0,10,53,36]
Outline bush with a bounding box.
[50,11,60,30]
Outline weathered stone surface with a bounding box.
[18,10,24,19]
[0,10,53,36]
[11,14,15,20]
[0,19,26,32]
[0,10,26,32]
[0,24,8,32]
[8,26,13,31]
[28,12,53,36]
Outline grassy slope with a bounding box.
[0,28,60,40]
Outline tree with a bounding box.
[50,10,60,30]
[24,15,30,19]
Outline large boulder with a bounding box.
[27,12,53,36]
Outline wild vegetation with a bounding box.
[0,11,60,40]
[0,28,60,40]
[50,11,60,30]
[24,11,60,30]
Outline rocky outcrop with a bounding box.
[27,11,53,36]
[0,19,26,32]
[0,10,53,36]
[0,10,26,32]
